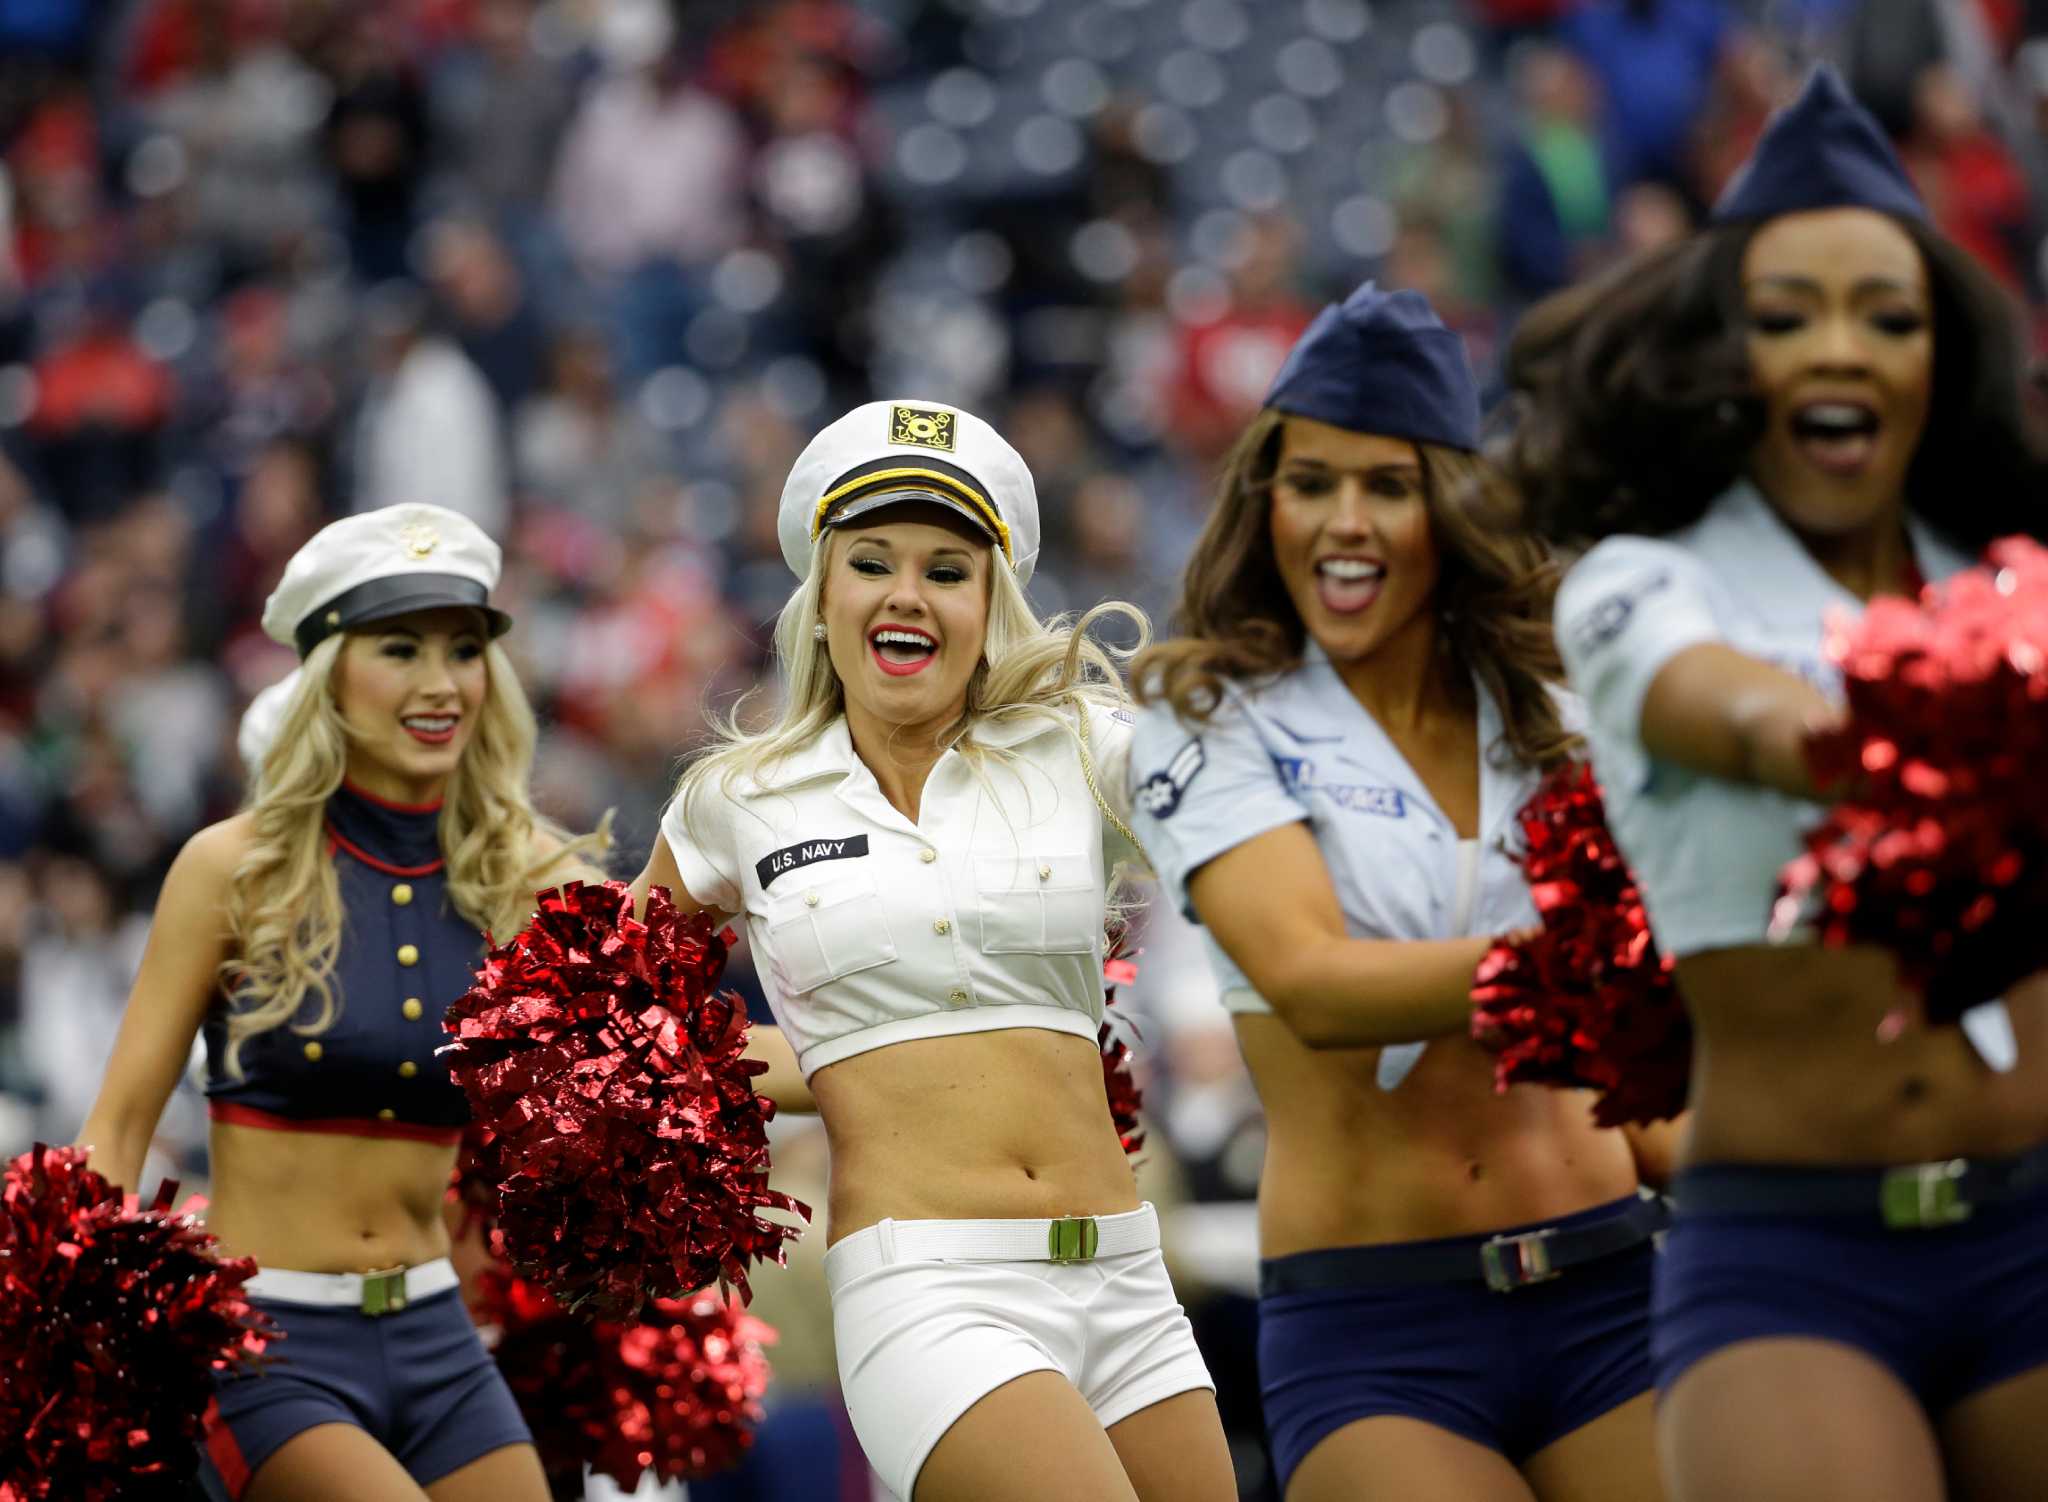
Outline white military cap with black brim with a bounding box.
[261,502,512,657]
[777,400,1042,584]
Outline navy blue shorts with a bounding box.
[1258,1198,1656,1490]
[198,1286,531,1499]
[1654,1167,2048,1412]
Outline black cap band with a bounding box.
[294,573,510,657]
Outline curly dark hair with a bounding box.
[1489,215,2048,549]
[1133,409,1579,772]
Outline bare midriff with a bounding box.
[1674,943,2048,1168]
[205,1120,458,1273]
[1236,1016,1642,1260]
[811,1026,1141,1246]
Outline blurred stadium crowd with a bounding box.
[0,0,2041,1494]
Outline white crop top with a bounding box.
[659,704,1141,1080]
[1557,482,2016,1067]
[1128,641,1569,1087]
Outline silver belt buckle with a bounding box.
[359,1266,409,1316]
[1880,1159,1972,1230]
[1480,1228,1559,1293]
[1047,1216,1099,1263]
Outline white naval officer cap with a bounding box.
[236,667,301,775]
[261,503,512,657]
[777,400,1041,584]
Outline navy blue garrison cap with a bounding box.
[1263,282,1480,453]
[1712,65,1926,225]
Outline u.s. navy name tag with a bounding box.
[757,835,870,889]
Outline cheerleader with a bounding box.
[1500,69,2048,1500]
[75,504,607,1502]
[1127,284,1666,1502]
[632,401,1232,1502]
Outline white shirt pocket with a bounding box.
[763,866,900,995]
[973,850,1099,955]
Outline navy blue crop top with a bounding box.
[203,783,485,1144]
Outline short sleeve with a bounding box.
[1128,690,1307,919]
[1556,537,1723,755]
[658,783,744,915]
[1082,703,1147,874]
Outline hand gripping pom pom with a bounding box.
[441,881,808,1317]
[470,1251,774,1491]
[0,1144,275,1502]
[1470,765,1693,1127]
[1775,537,2048,1021]
[1099,928,1146,1157]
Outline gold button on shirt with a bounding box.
[402,998,424,1021]
[398,1061,419,1079]
[396,944,419,967]
[391,883,413,906]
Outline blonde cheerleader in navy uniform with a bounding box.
[631,402,1232,1502]
[1128,284,1667,1502]
[73,504,625,1502]
[1501,69,2048,1501]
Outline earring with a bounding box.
[813,622,828,643]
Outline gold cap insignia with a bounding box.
[889,404,957,452]
[397,522,440,560]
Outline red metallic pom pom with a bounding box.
[442,881,808,1317]
[1778,537,2048,1020]
[1099,933,1146,1157]
[1471,764,1692,1127]
[473,1259,774,1490]
[0,1144,274,1502]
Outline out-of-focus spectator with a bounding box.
[513,327,672,526]
[193,282,336,482]
[29,284,174,522]
[143,6,330,275]
[1690,31,1791,206]
[1845,0,1951,138]
[1612,180,1697,259]
[1562,0,1732,192]
[1164,214,1312,463]
[428,0,574,216]
[214,433,323,664]
[425,216,550,411]
[320,10,432,284]
[1907,61,2032,290]
[551,0,748,378]
[351,280,505,533]
[1498,46,1611,303]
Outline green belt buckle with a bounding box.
[359,1267,409,1316]
[1047,1216,1099,1263]
[1880,1159,1972,1230]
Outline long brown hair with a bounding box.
[1133,408,1578,771]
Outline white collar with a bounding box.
[1681,481,1976,625]
[763,707,1074,788]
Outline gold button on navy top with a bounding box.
[391,883,413,906]
[397,944,419,967]
[919,848,937,863]
[398,1060,419,1079]
[402,998,424,1021]
[947,988,969,1005]
[933,918,951,936]
[302,1041,323,1062]
[377,1108,396,1121]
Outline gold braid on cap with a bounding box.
[811,467,1014,562]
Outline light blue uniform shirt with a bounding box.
[1129,641,1569,1088]
[1557,481,2015,1067]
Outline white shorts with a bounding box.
[823,1203,1216,1501]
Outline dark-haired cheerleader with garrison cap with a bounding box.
[1129,286,1669,1502]
[71,503,622,1502]
[1499,67,2048,1501]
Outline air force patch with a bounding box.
[889,404,957,451]
[1136,739,1205,819]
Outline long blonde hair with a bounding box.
[674,527,1147,873]
[219,635,608,1075]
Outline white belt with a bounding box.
[826,1203,1159,1282]
[245,1257,459,1316]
